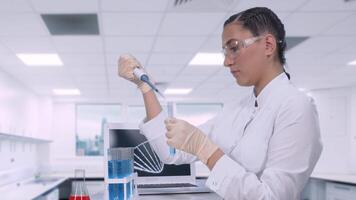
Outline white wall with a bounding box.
[311,87,355,174]
[0,69,53,185]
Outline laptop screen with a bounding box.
[109,129,191,177]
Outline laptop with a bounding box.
[104,122,211,195]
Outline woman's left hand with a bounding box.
[164,118,219,164]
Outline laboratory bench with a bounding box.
[2,172,356,199]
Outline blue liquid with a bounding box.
[169,147,176,155]
[108,160,133,200]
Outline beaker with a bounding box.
[107,147,136,200]
[70,169,90,200]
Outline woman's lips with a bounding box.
[230,70,240,77]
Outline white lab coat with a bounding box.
[139,73,323,200]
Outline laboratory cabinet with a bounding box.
[34,188,59,200]
[326,182,356,200]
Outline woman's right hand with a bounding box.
[118,54,151,93]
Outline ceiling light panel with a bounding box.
[16,53,63,66]
[189,53,224,66]
[53,88,81,95]
[164,88,192,95]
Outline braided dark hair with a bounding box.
[224,7,290,79]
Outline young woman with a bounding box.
[118,7,322,200]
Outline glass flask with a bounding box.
[70,169,90,200]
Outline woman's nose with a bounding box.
[224,56,233,67]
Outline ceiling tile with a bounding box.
[159,13,226,36]
[318,53,356,66]
[1,37,55,53]
[145,64,185,75]
[101,0,169,12]
[153,36,207,53]
[0,0,33,12]
[234,0,307,12]
[102,13,163,36]
[60,53,106,66]
[199,35,222,52]
[0,54,26,66]
[148,53,194,65]
[67,65,106,76]
[0,13,49,36]
[169,0,240,12]
[212,11,292,36]
[287,36,355,54]
[284,12,351,36]
[205,68,235,83]
[195,82,227,91]
[167,80,202,88]
[73,75,107,84]
[52,36,103,53]
[104,36,155,53]
[173,74,207,83]
[30,0,98,13]
[106,53,149,66]
[301,0,356,11]
[180,66,220,76]
[0,43,11,53]
[323,13,356,35]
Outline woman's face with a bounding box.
[222,23,266,87]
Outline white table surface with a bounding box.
[90,192,222,200]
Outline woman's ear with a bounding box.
[264,34,277,57]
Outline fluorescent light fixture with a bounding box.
[53,89,80,96]
[189,53,224,66]
[16,53,63,66]
[347,60,356,65]
[164,88,192,95]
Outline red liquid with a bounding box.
[69,195,90,200]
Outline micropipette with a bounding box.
[133,67,176,155]
[133,68,165,99]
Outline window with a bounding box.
[76,104,122,156]
[127,105,146,122]
[175,103,223,126]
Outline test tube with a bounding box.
[167,102,176,155]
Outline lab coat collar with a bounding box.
[253,72,290,109]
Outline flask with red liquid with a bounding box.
[69,169,90,200]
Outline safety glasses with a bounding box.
[222,36,264,59]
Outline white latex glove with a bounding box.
[118,54,151,94]
[165,118,219,164]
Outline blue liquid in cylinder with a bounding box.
[108,160,134,200]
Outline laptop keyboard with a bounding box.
[137,183,197,189]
